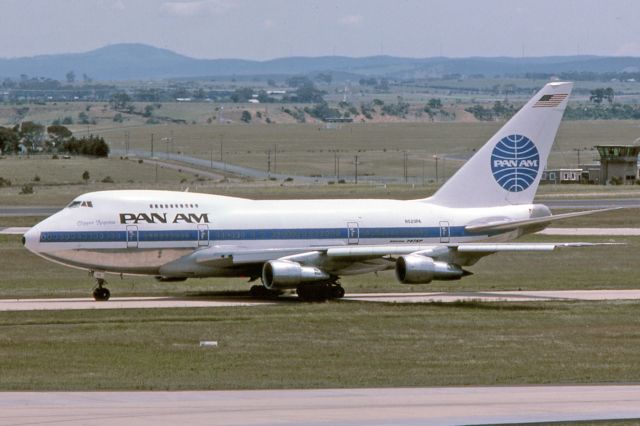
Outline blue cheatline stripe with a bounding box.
[40,226,470,243]
[40,231,127,243]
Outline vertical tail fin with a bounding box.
[427,82,573,208]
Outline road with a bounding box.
[1,385,639,425]
[2,290,640,312]
[0,206,60,217]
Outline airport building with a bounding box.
[541,140,640,185]
[595,142,640,184]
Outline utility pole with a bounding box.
[422,158,425,185]
[354,155,358,184]
[434,155,439,183]
[150,133,154,158]
[274,144,277,174]
[267,149,271,177]
[404,151,408,184]
[574,148,581,167]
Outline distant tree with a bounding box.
[286,76,312,88]
[193,88,206,100]
[359,77,378,86]
[267,79,277,87]
[20,121,45,150]
[110,92,133,112]
[0,126,19,153]
[78,111,90,124]
[315,73,332,84]
[427,98,443,109]
[376,79,390,91]
[590,88,605,104]
[63,135,109,157]
[241,110,252,123]
[590,87,615,105]
[604,87,615,103]
[143,104,155,117]
[82,73,93,83]
[66,70,76,83]
[46,124,72,148]
[113,113,124,123]
[292,82,324,103]
[82,170,90,182]
[230,87,254,103]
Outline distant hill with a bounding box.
[1,43,640,81]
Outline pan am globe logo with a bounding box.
[490,134,540,192]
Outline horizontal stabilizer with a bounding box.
[454,242,618,253]
[465,208,619,234]
[0,227,30,235]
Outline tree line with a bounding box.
[0,123,109,157]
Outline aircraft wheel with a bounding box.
[330,284,345,299]
[250,285,281,299]
[93,287,110,301]
[297,283,330,302]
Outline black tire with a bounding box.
[250,285,281,299]
[297,283,330,302]
[331,285,345,299]
[93,287,110,301]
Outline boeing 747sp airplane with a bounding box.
[22,82,610,300]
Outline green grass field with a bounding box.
[0,301,638,390]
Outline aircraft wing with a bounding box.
[0,227,30,235]
[465,208,619,234]
[191,241,613,267]
[327,241,611,258]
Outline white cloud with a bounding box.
[339,14,363,26]
[161,0,235,17]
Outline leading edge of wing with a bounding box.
[327,241,620,258]
[193,241,622,266]
[464,208,620,234]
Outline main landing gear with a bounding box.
[296,282,345,302]
[249,282,345,301]
[91,275,111,301]
[249,285,282,299]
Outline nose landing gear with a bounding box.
[91,272,111,301]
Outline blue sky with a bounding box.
[2,0,639,59]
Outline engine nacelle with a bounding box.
[262,260,330,289]
[395,254,465,284]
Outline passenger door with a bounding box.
[347,222,359,245]
[198,224,209,247]
[126,225,138,248]
[439,221,450,243]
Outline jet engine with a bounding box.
[262,260,330,289]
[395,254,465,284]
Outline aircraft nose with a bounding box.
[23,227,40,253]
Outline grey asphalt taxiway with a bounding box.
[2,385,640,425]
[2,289,640,311]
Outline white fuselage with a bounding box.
[23,190,540,277]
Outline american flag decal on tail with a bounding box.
[533,93,568,108]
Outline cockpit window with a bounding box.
[66,201,93,208]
